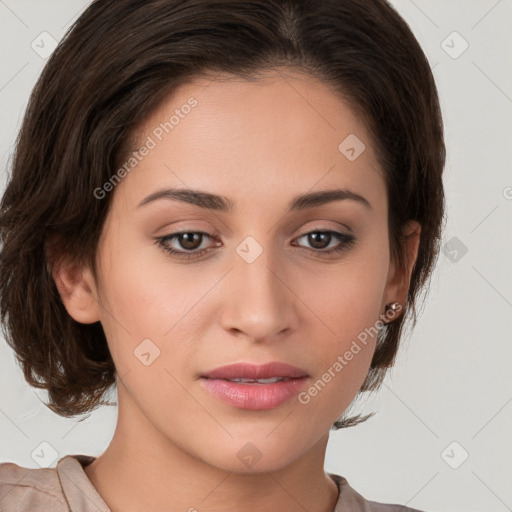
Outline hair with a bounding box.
[0,0,445,427]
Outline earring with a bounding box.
[383,301,401,323]
[385,301,401,313]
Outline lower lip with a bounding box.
[199,377,308,410]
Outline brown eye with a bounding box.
[155,231,218,260]
[294,230,356,254]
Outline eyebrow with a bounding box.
[137,187,372,211]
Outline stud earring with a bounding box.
[385,301,401,313]
[383,301,401,323]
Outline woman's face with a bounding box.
[64,69,419,473]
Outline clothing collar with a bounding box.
[57,455,110,512]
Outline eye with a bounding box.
[154,229,356,260]
[155,231,219,260]
[292,230,356,254]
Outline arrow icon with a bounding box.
[31,441,59,468]
[237,442,262,467]
[134,339,161,365]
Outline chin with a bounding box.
[196,434,311,474]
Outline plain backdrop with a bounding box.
[1,1,511,511]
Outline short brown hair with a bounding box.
[0,0,445,426]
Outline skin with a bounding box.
[53,68,420,512]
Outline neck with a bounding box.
[84,390,339,512]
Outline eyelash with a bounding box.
[154,229,356,260]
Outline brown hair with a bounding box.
[0,0,445,427]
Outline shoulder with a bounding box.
[0,454,100,512]
[329,473,427,512]
[0,459,69,512]
[365,500,426,512]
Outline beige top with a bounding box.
[0,454,425,511]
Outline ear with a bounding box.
[383,220,422,315]
[50,255,102,324]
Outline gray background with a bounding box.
[1,1,511,511]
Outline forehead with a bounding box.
[115,69,386,213]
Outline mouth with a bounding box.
[213,376,294,384]
[199,362,309,410]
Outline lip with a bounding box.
[201,362,308,380]
[199,362,309,410]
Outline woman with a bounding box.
[0,0,445,510]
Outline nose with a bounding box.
[219,239,298,344]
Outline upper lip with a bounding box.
[201,362,309,380]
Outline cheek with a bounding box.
[97,232,195,331]
[292,333,376,436]
[299,313,378,429]
[293,252,388,414]
[96,247,219,384]
[300,255,388,341]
